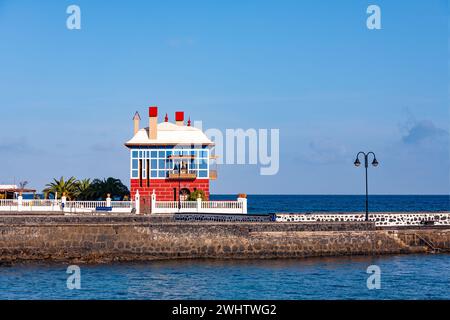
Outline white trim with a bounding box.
[130,148,210,180]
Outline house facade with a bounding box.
[125,106,216,211]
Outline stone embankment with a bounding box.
[0,214,449,263]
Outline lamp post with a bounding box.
[354,151,378,221]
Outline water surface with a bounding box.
[1,254,449,300]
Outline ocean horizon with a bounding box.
[211,194,450,213]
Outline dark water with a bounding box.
[0,254,449,300]
[211,195,450,213]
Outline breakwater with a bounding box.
[0,214,449,263]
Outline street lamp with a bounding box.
[354,151,378,221]
[177,162,181,212]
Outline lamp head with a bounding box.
[372,158,379,167]
[354,158,361,167]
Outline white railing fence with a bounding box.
[63,200,135,213]
[0,199,18,210]
[150,191,247,214]
[0,196,135,214]
[0,191,247,215]
[0,198,62,212]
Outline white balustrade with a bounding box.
[0,199,18,211]
[64,201,107,213]
[1,197,448,224]
[0,199,135,214]
[152,199,246,214]
[0,199,62,212]
[110,201,134,213]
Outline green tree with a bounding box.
[188,189,206,201]
[74,178,91,200]
[43,176,78,200]
[86,177,129,200]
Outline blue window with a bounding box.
[158,159,165,169]
[131,170,138,178]
[159,151,165,157]
[151,170,158,178]
[151,159,157,169]
[132,159,138,169]
[200,150,208,157]
[151,151,157,158]
[198,170,208,178]
[199,162,208,169]
[166,150,172,157]
[158,170,166,178]
[132,151,138,158]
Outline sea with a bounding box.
[1,195,449,300]
[0,255,449,300]
[211,194,450,213]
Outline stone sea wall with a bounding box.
[0,215,449,263]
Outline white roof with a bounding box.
[0,185,17,190]
[125,122,213,146]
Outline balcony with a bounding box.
[167,155,196,160]
[167,170,197,180]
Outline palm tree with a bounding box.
[43,176,78,200]
[86,177,129,200]
[75,178,91,200]
[18,181,29,191]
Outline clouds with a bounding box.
[0,137,39,154]
[402,120,448,145]
[301,138,348,164]
[400,109,449,148]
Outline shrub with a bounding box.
[188,189,206,201]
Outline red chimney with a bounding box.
[149,106,158,117]
[175,111,184,126]
[149,106,158,139]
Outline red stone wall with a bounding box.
[130,179,210,201]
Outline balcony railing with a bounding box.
[167,170,197,180]
[167,155,196,160]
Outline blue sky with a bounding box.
[0,0,448,194]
